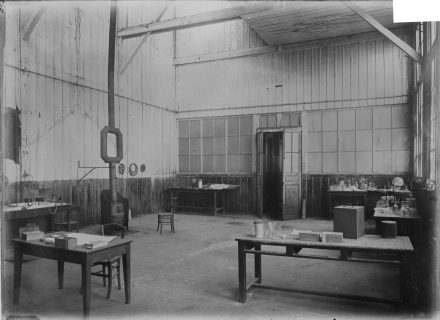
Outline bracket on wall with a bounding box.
[77,161,108,183]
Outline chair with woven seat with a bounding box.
[89,223,126,299]
[157,196,176,234]
[54,205,80,232]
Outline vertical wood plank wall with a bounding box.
[4,2,414,220]
[3,3,178,224]
[173,6,411,217]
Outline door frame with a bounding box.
[255,128,285,218]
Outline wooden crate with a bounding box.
[333,205,365,239]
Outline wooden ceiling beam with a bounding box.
[345,2,422,64]
[118,4,273,39]
[22,4,46,41]
[119,6,169,75]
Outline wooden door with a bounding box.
[256,131,264,218]
[282,129,301,219]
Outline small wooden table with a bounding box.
[168,185,239,215]
[13,236,132,319]
[236,234,414,306]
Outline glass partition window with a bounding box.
[179,115,253,173]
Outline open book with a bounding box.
[65,233,116,249]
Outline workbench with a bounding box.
[236,234,414,306]
[373,204,421,240]
[167,184,239,215]
[3,202,72,240]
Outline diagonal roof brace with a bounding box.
[118,3,273,39]
[345,2,422,65]
[23,3,46,41]
[119,6,169,75]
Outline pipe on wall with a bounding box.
[108,0,117,203]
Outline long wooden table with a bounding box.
[168,185,239,215]
[13,236,132,319]
[236,234,414,306]
[4,203,72,239]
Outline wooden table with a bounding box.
[236,234,414,305]
[4,203,72,239]
[168,185,239,215]
[13,236,132,319]
[373,206,421,239]
[327,191,367,218]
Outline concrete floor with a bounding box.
[1,213,429,320]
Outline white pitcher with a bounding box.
[252,219,264,238]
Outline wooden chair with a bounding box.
[90,223,126,299]
[157,196,176,234]
[54,205,80,232]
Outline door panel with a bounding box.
[256,131,264,218]
[282,129,301,219]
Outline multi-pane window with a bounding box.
[307,106,410,174]
[178,115,253,173]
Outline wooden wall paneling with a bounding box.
[118,97,129,179]
[375,39,385,105]
[367,40,376,105]
[311,47,319,107]
[342,43,351,108]
[274,52,283,109]
[350,42,359,108]
[326,45,335,109]
[281,52,290,108]
[383,40,394,105]
[393,42,403,104]
[334,44,343,108]
[318,47,327,109]
[358,41,368,102]
[296,49,304,106]
[304,48,312,109]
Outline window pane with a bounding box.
[240,135,252,154]
[239,154,252,172]
[190,138,201,155]
[267,114,277,127]
[213,137,226,154]
[228,136,239,155]
[190,155,201,172]
[290,113,301,127]
[190,120,200,137]
[228,117,239,136]
[179,138,189,155]
[214,155,226,172]
[240,116,253,135]
[214,118,226,137]
[179,156,189,172]
[228,155,240,172]
[202,137,213,155]
[179,120,189,138]
[203,155,214,172]
[259,115,268,128]
[202,119,213,137]
[280,114,290,127]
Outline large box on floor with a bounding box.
[333,205,364,239]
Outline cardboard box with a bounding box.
[322,231,343,243]
[299,232,321,242]
[55,237,78,249]
[21,231,44,241]
[333,205,364,239]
